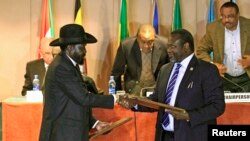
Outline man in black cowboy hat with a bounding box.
[39,24,118,141]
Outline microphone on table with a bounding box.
[126,80,143,96]
[221,76,246,92]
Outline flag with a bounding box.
[172,0,182,31]
[74,0,83,25]
[153,0,159,34]
[39,0,55,58]
[208,0,215,23]
[74,0,87,74]
[207,0,216,60]
[118,0,129,44]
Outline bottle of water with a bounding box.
[32,74,40,91]
[108,75,116,94]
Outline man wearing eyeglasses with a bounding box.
[111,24,169,96]
[197,2,250,92]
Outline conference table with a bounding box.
[2,96,250,141]
[2,96,43,141]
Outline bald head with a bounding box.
[40,37,54,65]
[137,24,156,39]
[137,24,156,53]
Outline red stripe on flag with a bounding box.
[38,0,53,58]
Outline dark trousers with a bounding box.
[162,130,174,141]
[223,73,250,92]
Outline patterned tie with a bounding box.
[162,63,182,127]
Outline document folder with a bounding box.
[89,117,132,140]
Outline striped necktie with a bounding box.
[162,63,181,127]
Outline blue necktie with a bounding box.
[162,63,181,127]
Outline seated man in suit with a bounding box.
[111,24,169,96]
[22,37,101,96]
[21,37,54,96]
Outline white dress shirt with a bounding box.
[162,53,194,131]
[224,21,245,76]
[44,63,49,71]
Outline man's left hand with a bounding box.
[165,109,190,120]
[238,55,250,69]
[96,121,112,131]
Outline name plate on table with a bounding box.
[224,93,250,103]
[26,90,43,102]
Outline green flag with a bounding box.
[172,0,182,31]
[119,0,128,42]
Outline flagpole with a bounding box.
[153,0,159,34]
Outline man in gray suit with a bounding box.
[111,24,169,96]
[197,2,250,92]
[21,37,54,96]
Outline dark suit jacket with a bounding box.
[39,52,114,141]
[21,59,46,96]
[138,56,225,141]
[111,36,169,92]
[197,16,250,77]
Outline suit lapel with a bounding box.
[240,18,247,54]
[217,17,248,60]
[160,63,174,102]
[152,44,162,73]
[37,59,46,86]
[217,22,225,60]
[175,56,198,103]
[133,41,142,78]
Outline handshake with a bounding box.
[116,94,190,120]
[116,94,137,109]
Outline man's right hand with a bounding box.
[213,62,227,76]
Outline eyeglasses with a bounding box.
[167,44,178,50]
[220,14,237,20]
[167,39,182,50]
[138,39,154,46]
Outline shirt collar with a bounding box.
[178,53,194,69]
[44,63,49,68]
[66,54,77,66]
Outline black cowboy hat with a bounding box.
[50,24,97,46]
